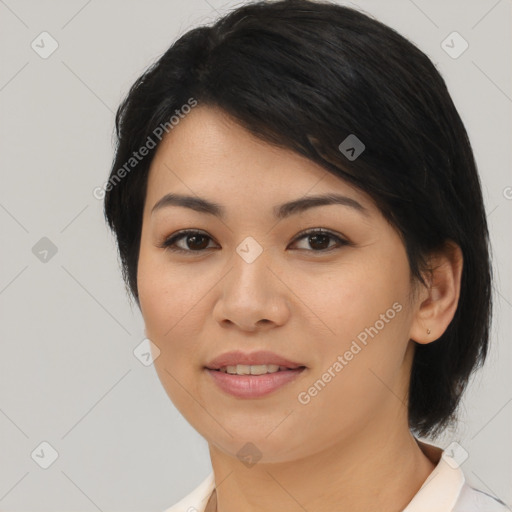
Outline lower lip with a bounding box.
[205,368,306,398]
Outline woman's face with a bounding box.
[137,105,422,463]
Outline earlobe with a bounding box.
[410,241,463,344]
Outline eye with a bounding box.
[158,229,218,254]
[158,228,351,255]
[288,228,350,252]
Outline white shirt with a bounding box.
[163,441,508,512]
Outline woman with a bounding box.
[103,0,508,510]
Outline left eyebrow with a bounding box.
[274,193,368,219]
[150,192,368,219]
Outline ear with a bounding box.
[409,241,463,344]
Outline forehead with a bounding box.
[144,105,374,215]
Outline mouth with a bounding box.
[203,351,307,398]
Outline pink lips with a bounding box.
[204,350,307,399]
[206,368,306,398]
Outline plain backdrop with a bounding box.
[0,0,511,510]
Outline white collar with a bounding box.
[402,439,465,511]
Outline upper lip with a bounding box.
[205,350,306,370]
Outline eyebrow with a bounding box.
[151,192,368,219]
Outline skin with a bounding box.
[137,105,463,512]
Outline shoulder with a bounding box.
[162,472,215,512]
[452,483,510,512]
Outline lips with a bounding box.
[206,366,306,398]
[205,350,306,371]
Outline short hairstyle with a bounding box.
[103,0,492,439]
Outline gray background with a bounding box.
[0,0,510,510]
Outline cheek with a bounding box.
[319,255,410,341]
[137,248,203,376]
[305,253,413,403]
[138,246,199,335]
[137,252,206,411]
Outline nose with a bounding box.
[212,246,290,332]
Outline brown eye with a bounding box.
[182,233,210,250]
[290,229,349,252]
[160,230,218,253]
[306,233,331,250]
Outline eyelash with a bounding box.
[158,228,351,255]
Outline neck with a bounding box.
[207,422,439,512]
